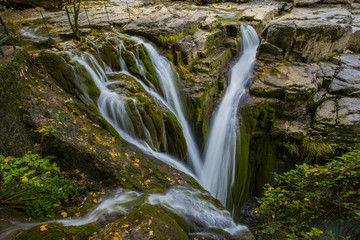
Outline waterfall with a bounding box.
[69,52,195,178]
[131,37,203,176]
[200,25,259,207]
[72,25,258,214]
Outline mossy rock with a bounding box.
[164,112,188,160]
[72,62,101,104]
[14,222,98,240]
[38,51,76,95]
[99,41,120,71]
[0,50,36,157]
[93,204,189,240]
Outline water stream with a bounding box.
[200,25,259,207]
[72,24,259,221]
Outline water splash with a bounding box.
[0,188,249,239]
[200,25,259,207]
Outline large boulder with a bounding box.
[258,8,352,62]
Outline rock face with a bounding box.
[258,8,352,62]
[243,0,360,205]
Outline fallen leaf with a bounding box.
[61,212,67,218]
[40,224,48,231]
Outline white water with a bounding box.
[73,26,259,209]
[0,25,260,239]
[0,188,248,239]
[148,186,247,236]
[69,52,196,178]
[200,25,259,206]
[132,37,203,175]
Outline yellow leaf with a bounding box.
[112,137,115,143]
[114,232,122,240]
[40,224,48,231]
[61,212,67,218]
[38,127,46,133]
[21,177,28,183]
[4,157,10,163]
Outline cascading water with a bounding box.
[132,37,203,175]
[1,24,260,239]
[69,52,195,178]
[200,25,259,207]
[72,25,259,214]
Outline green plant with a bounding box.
[254,148,360,239]
[157,33,185,47]
[0,154,79,218]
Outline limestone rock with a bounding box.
[250,63,321,101]
[259,8,352,62]
[270,118,310,140]
[337,97,360,132]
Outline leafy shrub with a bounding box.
[254,148,360,239]
[0,154,79,218]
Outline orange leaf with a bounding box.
[40,224,48,231]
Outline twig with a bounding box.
[39,10,52,40]
[159,0,180,18]
[104,3,112,26]
[84,6,92,28]
[126,1,131,22]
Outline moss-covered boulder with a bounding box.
[164,112,188,160]
[92,204,189,240]
[38,51,77,95]
[98,41,121,71]
[14,223,98,240]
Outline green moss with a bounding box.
[300,138,335,163]
[164,112,188,160]
[161,206,190,234]
[125,99,146,140]
[121,48,142,78]
[99,41,120,70]
[239,15,259,22]
[107,204,189,240]
[38,51,76,94]
[188,28,196,35]
[157,33,185,47]
[137,44,161,91]
[14,222,98,240]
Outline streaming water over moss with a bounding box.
[200,25,259,208]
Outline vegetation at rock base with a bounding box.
[254,147,360,239]
[0,154,79,218]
